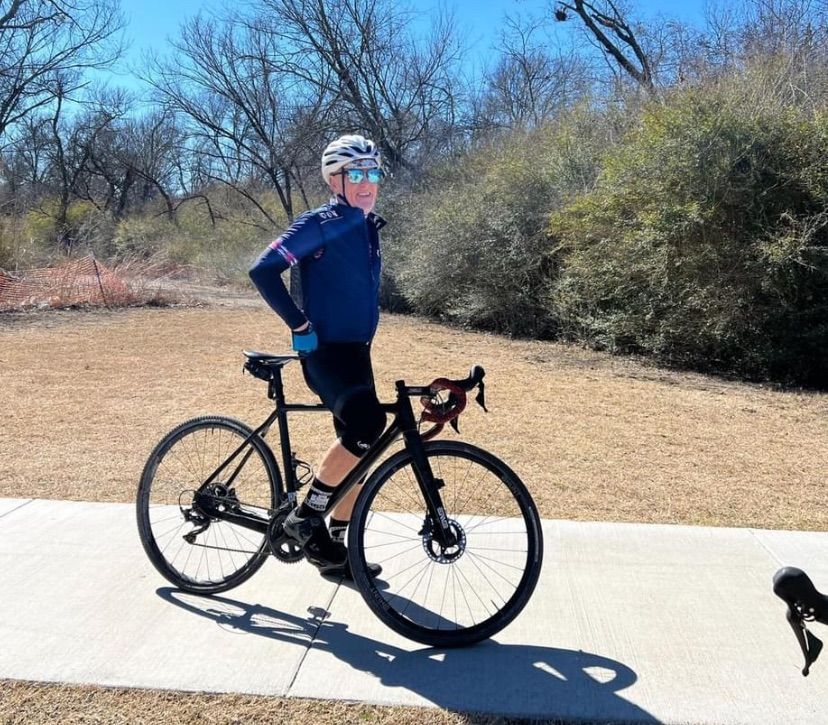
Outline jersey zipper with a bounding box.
[365,219,374,339]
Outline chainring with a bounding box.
[267,507,304,563]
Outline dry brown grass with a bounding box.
[2,303,824,723]
[1,305,826,529]
[0,680,523,724]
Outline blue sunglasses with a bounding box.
[340,168,385,184]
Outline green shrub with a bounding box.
[391,111,610,337]
[112,191,292,285]
[113,213,170,259]
[550,87,828,387]
[20,198,113,261]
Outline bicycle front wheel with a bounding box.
[348,440,543,647]
[137,415,281,594]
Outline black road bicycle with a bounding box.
[137,351,544,647]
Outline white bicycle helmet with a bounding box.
[321,134,382,185]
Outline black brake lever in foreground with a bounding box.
[773,567,828,676]
[466,364,487,412]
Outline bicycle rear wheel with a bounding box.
[348,440,543,647]
[137,416,281,594]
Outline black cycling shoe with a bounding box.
[318,558,382,581]
[282,511,347,568]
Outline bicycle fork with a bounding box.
[395,381,458,549]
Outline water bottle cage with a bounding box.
[291,453,314,489]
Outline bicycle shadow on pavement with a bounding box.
[157,587,658,722]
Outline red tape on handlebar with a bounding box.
[420,378,467,424]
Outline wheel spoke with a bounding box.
[353,443,541,646]
[138,418,277,592]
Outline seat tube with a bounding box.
[395,381,455,545]
[270,370,295,495]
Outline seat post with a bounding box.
[268,368,287,403]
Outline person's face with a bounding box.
[328,162,381,215]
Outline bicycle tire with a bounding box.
[348,440,543,647]
[137,415,282,594]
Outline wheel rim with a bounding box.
[143,423,274,587]
[357,448,537,635]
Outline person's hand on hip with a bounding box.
[292,321,318,356]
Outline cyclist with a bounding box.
[249,134,387,579]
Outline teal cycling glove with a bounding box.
[292,323,318,355]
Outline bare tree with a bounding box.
[740,0,828,56]
[554,0,656,94]
[1,114,51,207]
[43,81,127,252]
[128,111,189,218]
[256,0,464,172]
[692,0,828,107]
[479,14,590,131]
[0,0,125,140]
[81,122,136,218]
[145,11,334,226]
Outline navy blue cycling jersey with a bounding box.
[249,198,386,343]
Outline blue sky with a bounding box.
[108,0,712,93]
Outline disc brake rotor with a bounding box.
[422,518,466,563]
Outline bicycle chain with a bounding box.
[180,490,303,562]
[184,541,262,555]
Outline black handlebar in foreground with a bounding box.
[417,365,487,437]
[773,567,828,676]
[460,364,486,391]
[453,364,487,411]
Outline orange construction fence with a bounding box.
[0,256,133,311]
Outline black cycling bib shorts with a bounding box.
[301,342,386,457]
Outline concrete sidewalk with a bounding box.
[1,498,826,723]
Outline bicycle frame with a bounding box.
[192,364,458,547]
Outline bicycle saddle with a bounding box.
[242,350,299,366]
[242,350,299,381]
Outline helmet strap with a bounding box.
[338,175,350,206]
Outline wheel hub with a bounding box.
[191,483,241,518]
[422,518,466,563]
